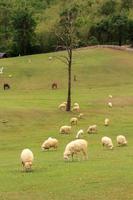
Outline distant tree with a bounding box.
[121,0,133,10]
[0,1,12,53]
[12,7,36,55]
[100,0,117,15]
[110,14,128,46]
[128,19,133,47]
[56,5,79,111]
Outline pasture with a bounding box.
[0,48,133,200]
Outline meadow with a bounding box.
[0,48,133,200]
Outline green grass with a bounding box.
[0,48,133,200]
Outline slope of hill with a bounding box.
[0,48,133,200]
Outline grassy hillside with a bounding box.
[0,48,133,200]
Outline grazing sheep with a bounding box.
[108,102,112,107]
[78,113,84,119]
[70,117,78,125]
[74,103,79,107]
[87,125,97,134]
[41,137,58,150]
[49,56,52,60]
[101,136,113,149]
[108,95,113,98]
[72,105,80,113]
[76,129,84,139]
[60,125,71,134]
[116,135,127,146]
[20,148,34,171]
[58,102,67,111]
[104,118,110,126]
[63,139,88,161]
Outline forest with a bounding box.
[0,0,133,56]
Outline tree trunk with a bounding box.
[66,49,72,111]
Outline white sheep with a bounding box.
[108,102,112,107]
[58,102,67,111]
[70,117,78,125]
[63,139,88,161]
[87,125,97,134]
[20,148,34,171]
[72,105,80,113]
[74,103,79,107]
[108,95,113,98]
[60,125,71,134]
[76,129,84,139]
[78,113,84,119]
[116,135,127,146]
[104,118,110,126]
[101,136,113,149]
[41,137,58,150]
[49,56,52,60]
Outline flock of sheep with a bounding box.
[20,95,128,172]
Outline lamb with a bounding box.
[101,136,113,149]
[78,113,84,119]
[104,118,110,126]
[116,135,127,146]
[76,129,84,139]
[63,139,88,161]
[58,102,67,111]
[20,148,34,171]
[72,105,80,113]
[41,137,58,150]
[108,95,113,98]
[59,125,71,134]
[70,117,78,125]
[108,102,112,107]
[87,125,97,134]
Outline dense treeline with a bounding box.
[0,0,133,56]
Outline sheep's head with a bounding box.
[25,161,32,170]
[109,145,114,150]
[63,151,71,161]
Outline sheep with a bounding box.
[116,135,127,146]
[41,137,58,150]
[20,148,34,171]
[63,139,88,161]
[87,125,97,134]
[58,102,67,111]
[74,103,79,107]
[72,105,80,113]
[70,117,78,125]
[60,125,71,134]
[78,113,84,119]
[76,129,84,139]
[8,74,12,78]
[101,136,113,149]
[104,118,110,126]
[49,56,52,60]
[108,102,112,107]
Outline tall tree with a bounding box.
[12,7,36,55]
[56,5,79,111]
